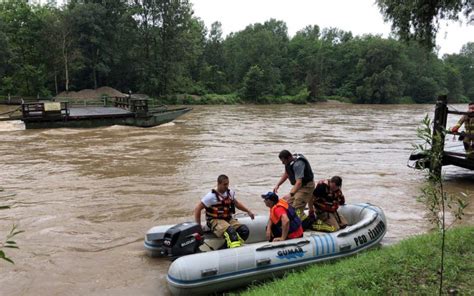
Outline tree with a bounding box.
[0,1,50,96]
[241,65,266,102]
[0,19,11,85]
[353,37,406,103]
[410,76,439,103]
[202,21,228,93]
[205,21,225,69]
[444,65,463,101]
[377,0,473,49]
[155,0,196,95]
[356,65,404,103]
[444,42,474,101]
[223,19,289,95]
[69,3,109,90]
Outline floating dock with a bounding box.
[3,97,191,129]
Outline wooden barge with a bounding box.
[2,97,191,129]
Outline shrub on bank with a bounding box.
[154,93,241,105]
[238,226,474,296]
[318,95,354,103]
[397,96,417,104]
[262,89,311,104]
[157,90,313,105]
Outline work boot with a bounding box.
[223,227,242,248]
[312,219,337,232]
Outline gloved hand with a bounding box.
[451,126,459,133]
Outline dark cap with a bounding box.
[261,192,279,203]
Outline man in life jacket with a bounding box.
[194,175,255,248]
[450,102,474,159]
[261,192,303,241]
[312,176,348,232]
[273,150,315,230]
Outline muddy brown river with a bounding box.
[0,103,472,295]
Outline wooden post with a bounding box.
[431,95,448,176]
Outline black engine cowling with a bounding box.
[163,222,204,258]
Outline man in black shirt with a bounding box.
[273,150,315,230]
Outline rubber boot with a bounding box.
[312,219,337,232]
[223,227,241,248]
[236,225,250,245]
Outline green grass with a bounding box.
[235,226,474,296]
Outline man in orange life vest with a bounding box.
[194,175,255,248]
[262,192,303,242]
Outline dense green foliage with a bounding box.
[377,0,473,50]
[237,226,474,296]
[0,0,472,103]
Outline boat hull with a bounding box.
[145,203,387,295]
[22,107,192,129]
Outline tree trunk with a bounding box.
[54,68,58,95]
[93,48,99,90]
[62,34,69,92]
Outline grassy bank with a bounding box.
[237,226,473,295]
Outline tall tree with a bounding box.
[0,1,49,96]
[444,42,474,101]
[69,3,109,89]
[377,0,473,49]
[223,19,289,96]
[202,21,228,93]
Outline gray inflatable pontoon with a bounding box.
[144,203,387,295]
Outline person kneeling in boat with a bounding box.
[311,176,348,232]
[262,192,303,242]
[194,174,255,248]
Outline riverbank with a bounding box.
[237,226,473,295]
[3,91,466,106]
[157,93,441,105]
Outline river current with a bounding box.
[0,103,472,295]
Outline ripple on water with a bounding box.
[0,104,472,295]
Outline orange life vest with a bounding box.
[270,199,301,233]
[205,189,235,221]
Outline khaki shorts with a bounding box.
[288,181,315,214]
[207,218,241,238]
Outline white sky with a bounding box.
[191,0,474,57]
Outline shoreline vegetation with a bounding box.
[158,93,416,105]
[0,1,473,105]
[235,226,473,296]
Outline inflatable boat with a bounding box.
[144,203,387,295]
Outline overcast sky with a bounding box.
[191,0,473,57]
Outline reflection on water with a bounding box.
[0,103,472,295]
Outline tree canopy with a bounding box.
[0,0,472,104]
[377,0,473,49]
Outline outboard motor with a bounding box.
[163,222,204,258]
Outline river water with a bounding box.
[0,103,472,295]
